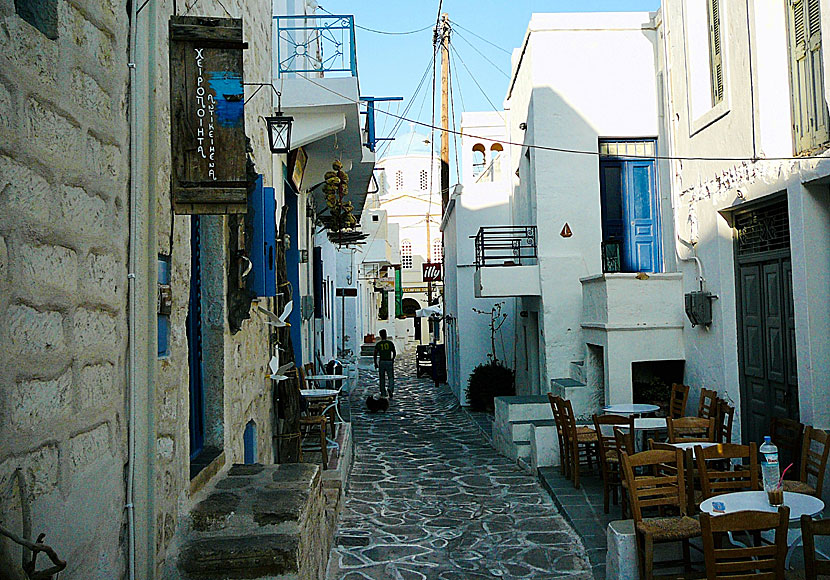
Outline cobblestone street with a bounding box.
[327,352,591,579]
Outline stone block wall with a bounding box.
[149,0,277,575]
[0,0,130,576]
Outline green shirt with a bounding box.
[374,339,396,362]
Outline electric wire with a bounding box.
[453,28,511,79]
[449,19,512,54]
[319,6,432,35]
[376,43,439,159]
[449,43,504,119]
[448,46,461,179]
[298,72,830,163]
[449,48,467,112]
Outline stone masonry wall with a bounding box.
[0,0,130,577]
[151,0,276,575]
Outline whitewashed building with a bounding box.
[442,111,516,405]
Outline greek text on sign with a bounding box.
[422,262,442,282]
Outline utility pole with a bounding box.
[440,13,451,212]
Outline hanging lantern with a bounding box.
[266,113,293,154]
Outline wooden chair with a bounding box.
[770,416,804,474]
[593,414,635,514]
[621,449,700,579]
[669,383,690,419]
[667,416,716,443]
[801,514,830,580]
[293,369,331,469]
[548,394,569,477]
[695,443,759,500]
[714,399,734,443]
[700,508,789,580]
[303,362,316,378]
[783,426,830,497]
[559,397,598,489]
[613,426,635,517]
[697,388,718,419]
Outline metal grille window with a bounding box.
[599,140,656,158]
[432,238,443,263]
[420,170,428,190]
[735,200,791,257]
[395,170,404,190]
[401,239,413,269]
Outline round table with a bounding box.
[305,374,349,388]
[603,403,660,416]
[666,441,718,456]
[700,490,825,568]
[632,417,668,451]
[300,388,340,398]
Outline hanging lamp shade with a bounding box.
[266,113,293,154]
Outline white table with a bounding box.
[632,417,667,451]
[700,490,825,568]
[603,403,660,416]
[665,441,718,456]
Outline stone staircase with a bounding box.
[492,359,601,472]
[171,463,336,580]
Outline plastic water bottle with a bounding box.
[760,436,780,492]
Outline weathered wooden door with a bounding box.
[735,199,798,445]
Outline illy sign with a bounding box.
[422,262,442,282]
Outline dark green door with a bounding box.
[735,199,798,446]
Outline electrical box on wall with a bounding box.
[248,175,277,297]
[685,291,715,327]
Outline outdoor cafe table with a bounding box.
[602,403,660,416]
[699,490,825,568]
[300,388,342,447]
[632,417,667,451]
[666,441,718,456]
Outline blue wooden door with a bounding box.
[600,156,660,272]
[187,216,205,459]
[624,160,660,273]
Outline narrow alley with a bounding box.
[327,354,591,579]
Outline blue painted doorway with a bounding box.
[599,140,661,272]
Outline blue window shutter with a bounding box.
[248,175,277,297]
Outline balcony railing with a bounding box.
[474,226,538,268]
[274,15,356,77]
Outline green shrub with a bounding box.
[466,361,515,412]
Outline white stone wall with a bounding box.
[0,0,130,576]
[505,12,662,390]
[661,0,830,436]
[148,0,276,574]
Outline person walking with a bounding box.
[373,329,396,399]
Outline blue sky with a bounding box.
[318,0,660,164]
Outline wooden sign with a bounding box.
[169,16,249,214]
[336,288,358,297]
[291,147,307,190]
[422,262,442,282]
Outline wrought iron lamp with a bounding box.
[266,90,293,154]
[266,112,293,154]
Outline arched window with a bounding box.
[432,238,443,263]
[472,143,486,178]
[395,170,404,190]
[420,169,428,190]
[401,239,413,269]
[490,143,504,181]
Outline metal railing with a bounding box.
[474,226,538,267]
[274,15,356,77]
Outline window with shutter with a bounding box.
[707,0,724,105]
[789,0,830,153]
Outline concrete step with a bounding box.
[179,534,300,579]
[569,359,586,384]
[530,423,561,470]
[510,418,557,443]
[494,395,553,424]
[550,378,599,421]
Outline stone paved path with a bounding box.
[327,352,591,579]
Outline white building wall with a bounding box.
[661,0,830,440]
[506,12,662,391]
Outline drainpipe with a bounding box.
[126,0,139,576]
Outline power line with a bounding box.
[453,28,511,79]
[449,43,504,119]
[448,47,461,179]
[298,73,830,163]
[318,6,432,35]
[450,19,512,55]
